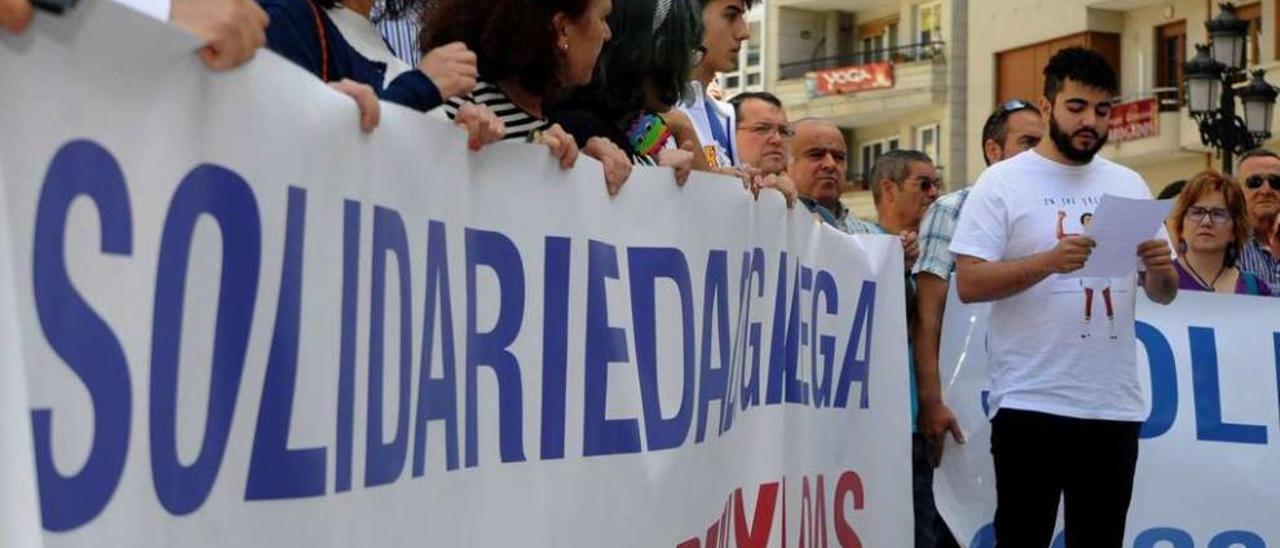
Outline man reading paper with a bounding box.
[950,47,1177,548]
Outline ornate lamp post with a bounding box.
[1184,3,1279,173]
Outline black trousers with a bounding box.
[990,409,1141,548]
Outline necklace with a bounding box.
[1182,257,1228,291]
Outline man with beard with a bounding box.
[910,99,1041,547]
[1235,148,1280,286]
[950,47,1178,547]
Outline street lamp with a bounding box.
[1206,3,1248,70]
[1238,69,1279,140]
[1185,44,1223,115]
[1184,3,1280,173]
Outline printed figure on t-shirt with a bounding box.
[1057,210,1115,338]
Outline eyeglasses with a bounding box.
[691,46,707,67]
[910,177,944,193]
[741,123,794,139]
[1244,173,1280,191]
[1184,206,1233,225]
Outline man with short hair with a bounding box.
[865,148,948,548]
[951,47,1177,547]
[678,0,753,169]
[731,91,798,205]
[868,149,942,239]
[789,123,945,547]
[1235,148,1280,287]
[787,119,871,230]
[909,101,1042,547]
[912,100,1043,474]
[731,92,790,175]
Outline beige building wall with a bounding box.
[766,0,966,219]
[967,1,1280,193]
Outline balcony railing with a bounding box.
[778,41,945,81]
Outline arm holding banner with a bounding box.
[2,0,266,72]
[0,0,31,33]
[913,272,964,466]
[170,0,267,71]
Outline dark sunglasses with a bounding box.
[1245,174,1280,191]
[910,177,944,193]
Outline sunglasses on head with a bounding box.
[999,99,1034,113]
[1245,174,1280,191]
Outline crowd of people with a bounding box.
[6,1,1280,547]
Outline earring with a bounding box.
[560,41,569,52]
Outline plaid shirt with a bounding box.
[1240,236,1280,288]
[912,189,970,280]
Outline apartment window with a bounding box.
[1155,21,1186,109]
[747,22,762,68]
[858,17,898,63]
[747,73,762,87]
[917,2,942,44]
[915,124,940,163]
[995,32,1121,106]
[860,138,901,182]
[724,75,741,90]
[1238,3,1261,65]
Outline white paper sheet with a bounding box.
[1062,194,1174,279]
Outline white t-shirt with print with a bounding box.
[949,149,1164,423]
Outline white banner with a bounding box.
[0,3,911,547]
[935,286,1280,547]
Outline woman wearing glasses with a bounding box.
[1169,171,1273,296]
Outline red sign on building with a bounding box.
[808,62,895,97]
[1108,97,1159,143]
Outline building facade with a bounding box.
[969,0,1280,194]
[759,0,1280,214]
[761,0,969,217]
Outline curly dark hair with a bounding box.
[564,0,702,122]
[421,0,596,99]
[1043,46,1119,102]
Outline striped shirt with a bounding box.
[377,15,420,67]
[1239,236,1280,288]
[445,81,551,142]
[912,188,971,280]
